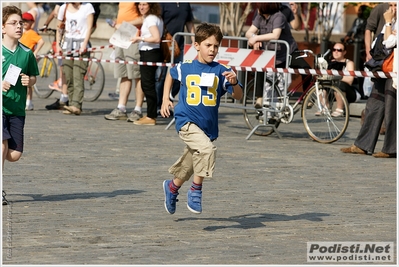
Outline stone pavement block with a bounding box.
[2,71,396,265]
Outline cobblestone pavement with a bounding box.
[2,71,396,265]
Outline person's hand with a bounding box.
[248,35,259,47]
[2,80,11,92]
[222,70,238,85]
[131,36,143,43]
[253,41,262,50]
[79,43,87,55]
[20,73,30,87]
[160,99,174,118]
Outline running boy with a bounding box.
[2,6,39,205]
[160,23,243,214]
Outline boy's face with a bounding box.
[195,35,220,64]
[23,20,34,31]
[2,14,23,40]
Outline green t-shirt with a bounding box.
[2,42,39,116]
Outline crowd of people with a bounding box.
[2,2,397,211]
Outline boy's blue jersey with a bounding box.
[170,59,236,140]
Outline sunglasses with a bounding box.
[333,48,343,52]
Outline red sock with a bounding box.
[190,182,202,191]
[169,180,181,194]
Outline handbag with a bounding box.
[382,49,395,73]
[161,26,180,63]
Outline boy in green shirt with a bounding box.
[2,5,39,205]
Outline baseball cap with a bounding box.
[22,12,35,22]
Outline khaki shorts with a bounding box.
[114,42,140,79]
[168,122,217,181]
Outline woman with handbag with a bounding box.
[56,2,95,115]
[130,2,163,125]
[341,2,397,158]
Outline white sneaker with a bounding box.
[25,102,34,110]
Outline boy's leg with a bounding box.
[163,146,193,214]
[2,115,24,162]
[25,86,34,110]
[187,175,204,214]
[174,122,216,214]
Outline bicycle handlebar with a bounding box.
[39,27,57,34]
[295,49,331,60]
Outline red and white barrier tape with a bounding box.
[58,44,115,56]
[37,53,397,79]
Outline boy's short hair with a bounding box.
[2,5,22,26]
[195,23,223,44]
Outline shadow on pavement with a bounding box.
[10,189,144,202]
[175,212,330,231]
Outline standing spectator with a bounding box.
[2,5,39,204]
[341,2,397,158]
[342,5,369,45]
[155,2,196,114]
[57,2,94,115]
[104,2,144,122]
[160,23,243,214]
[362,3,390,133]
[20,12,44,111]
[131,2,163,126]
[45,2,101,110]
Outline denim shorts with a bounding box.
[2,113,25,152]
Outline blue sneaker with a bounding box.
[187,189,202,214]
[163,180,179,214]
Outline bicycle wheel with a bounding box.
[83,59,105,102]
[302,83,349,143]
[243,78,282,136]
[33,57,57,99]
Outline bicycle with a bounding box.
[83,50,105,102]
[34,28,105,102]
[243,49,350,144]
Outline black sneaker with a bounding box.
[2,191,9,205]
[45,99,69,110]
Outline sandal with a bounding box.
[331,108,344,117]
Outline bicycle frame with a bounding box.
[85,51,103,83]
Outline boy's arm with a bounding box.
[19,74,36,87]
[33,38,45,57]
[230,83,243,100]
[222,70,243,100]
[160,71,175,118]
